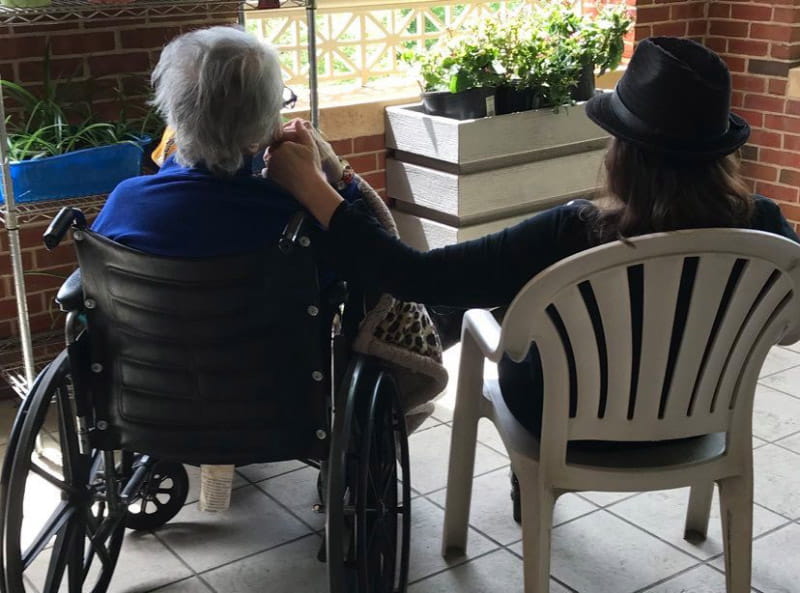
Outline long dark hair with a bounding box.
[586,138,754,243]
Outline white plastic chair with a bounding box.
[441,228,800,593]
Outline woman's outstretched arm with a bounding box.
[268,120,589,308]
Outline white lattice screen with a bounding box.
[246,1,537,89]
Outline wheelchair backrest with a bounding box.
[72,225,330,464]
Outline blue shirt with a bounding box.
[92,155,358,258]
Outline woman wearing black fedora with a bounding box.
[267,37,799,436]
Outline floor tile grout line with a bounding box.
[252,479,327,536]
[149,485,319,586]
[160,530,322,587]
[190,532,324,583]
[148,528,208,588]
[749,519,798,543]
[146,575,214,593]
[550,574,581,593]
[601,506,722,564]
[627,559,706,593]
[406,547,499,587]
[235,462,308,485]
[754,425,800,445]
[575,490,640,508]
[413,461,512,499]
[602,500,792,567]
[755,379,800,402]
[701,560,769,593]
[502,542,581,593]
[417,489,513,551]
[752,500,796,523]
[757,360,800,380]
[768,437,800,458]
[419,484,602,550]
[442,420,512,460]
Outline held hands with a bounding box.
[265,119,324,195]
[266,119,344,228]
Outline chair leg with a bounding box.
[441,335,485,557]
[684,481,714,541]
[517,462,555,593]
[718,473,753,593]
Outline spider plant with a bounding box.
[1,46,162,162]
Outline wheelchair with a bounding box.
[0,207,411,593]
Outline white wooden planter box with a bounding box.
[385,101,609,250]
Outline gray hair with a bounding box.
[151,26,284,176]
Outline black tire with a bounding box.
[327,357,411,593]
[0,371,46,592]
[1,350,127,593]
[124,460,188,531]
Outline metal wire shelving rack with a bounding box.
[0,0,320,395]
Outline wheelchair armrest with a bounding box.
[56,269,83,312]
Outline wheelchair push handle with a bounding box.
[43,207,88,250]
[279,211,310,254]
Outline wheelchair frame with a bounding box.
[0,208,411,593]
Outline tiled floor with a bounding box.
[2,344,800,593]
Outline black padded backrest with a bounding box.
[73,227,329,464]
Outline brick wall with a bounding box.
[634,0,800,229]
[708,1,800,223]
[331,135,388,198]
[1,4,239,118]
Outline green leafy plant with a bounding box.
[1,47,162,162]
[399,2,630,112]
[575,4,632,74]
[531,1,631,72]
[400,28,504,93]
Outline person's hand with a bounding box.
[278,118,344,185]
[266,119,324,196]
[267,119,344,228]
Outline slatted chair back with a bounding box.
[499,228,800,456]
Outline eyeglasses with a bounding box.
[282,86,297,110]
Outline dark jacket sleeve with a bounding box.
[317,199,590,309]
[750,195,800,243]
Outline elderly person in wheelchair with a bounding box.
[0,26,440,593]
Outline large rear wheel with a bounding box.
[1,351,127,593]
[327,357,411,593]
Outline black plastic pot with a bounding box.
[495,86,541,115]
[570,59,596,102]
[421,87,495,120]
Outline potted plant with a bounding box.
[536,1,631,101]
[1,65,161,204]
[494,13,584,114]
[400,3,630,119]
[400,29,503,120]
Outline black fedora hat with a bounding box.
[585,37,750,159]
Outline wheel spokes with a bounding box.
[3,348,128,593]
[42,519,72,593]
[29,461,79,497]
[21,501,75,570]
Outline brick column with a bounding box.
[706,1,800,224]
[634,0,800,228]
[634,0,708,42]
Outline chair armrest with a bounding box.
[462,309,502,361]
[56,269,83,312]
